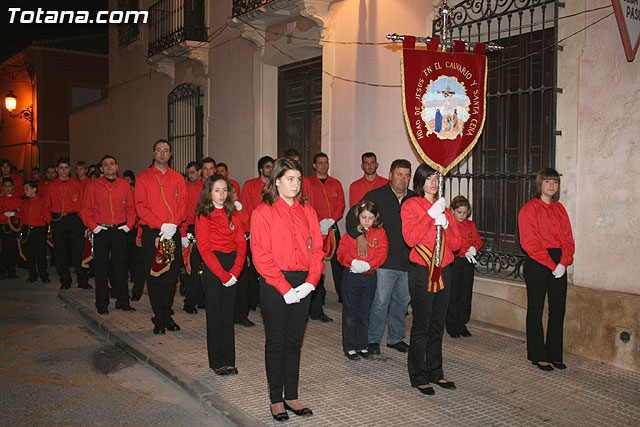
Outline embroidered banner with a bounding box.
[402,37,487,175]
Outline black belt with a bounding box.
[51,212,78,219]
[99,222,126,229]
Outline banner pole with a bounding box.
[435,173,444,267]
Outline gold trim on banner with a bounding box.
[401,51,488,176]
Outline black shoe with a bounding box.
[41,276,50,283]
[183,305,197,314]
[166,318,180,332]
[461,327,472,337]
[551,362,567,370]
[358,350,371,359]
[213,367,231,375]
[270,409,289,422]
[59,283,71,290]
[239,318,255,327]
[26,277,38,283]
[197,303,206,309]
[115,304,136,311]
[283,400,313,416]
[345,351,359,360]
[131,293,142,301]
[367,343,381,355]
[387,341,409,353]
[97,307,109,315]
[449,333,461,338]
[532,361,554,371]
[417,385,435,395]
[433,380,456,390]
[78,283,93,289]
[311,313,333,322]
[153,324,165,335]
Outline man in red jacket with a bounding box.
[135,140,187,334]
[349,152,388,208]
[304,152,345,321]
[82,155,137,314]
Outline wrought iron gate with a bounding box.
[433,0,560,280]
[168,83,203,175]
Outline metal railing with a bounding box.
[232,0,278,18]
[148,0,207,57]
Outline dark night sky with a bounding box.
[1,0,109,62]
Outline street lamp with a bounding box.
[4,90,33,122]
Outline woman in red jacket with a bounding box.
[195,175,247,376]
[250,157,324,421]
[401,163,461,396]
[518,168,574,371]
[446,195,482,338]
[337,200,388,360]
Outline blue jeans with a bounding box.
[341,269,377,352]
[368,268,410,345]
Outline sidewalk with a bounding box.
[59,283,640,426]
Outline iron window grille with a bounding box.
[168,83,204,175]
[148,0,208,57]
[118,0,141,48]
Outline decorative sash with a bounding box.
[414,233,446,293]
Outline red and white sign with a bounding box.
[612,0,640,61]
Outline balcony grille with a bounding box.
[232,0,278,18]
[117,0,140,48]
[148,0,208,57]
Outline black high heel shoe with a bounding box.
[283,400,313,416]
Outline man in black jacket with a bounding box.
[345,159,414,355]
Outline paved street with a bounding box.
[46,274,640,426]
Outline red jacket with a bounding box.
[0,194,22,225]
[455,219,483,257]
[349,174,388,208]
[78,176,91,197]
[181,178,204,235]
[337,226,388,272]
[134,165,187,229]
[240,177,266,223]
[81,177,136,231]
[305,174,345,222]
[195,208,247,283]
[19,196,50,226]
[401,197,461,269]
[518,198,574,270]
[43,177,84,215]
[250,198,324,295]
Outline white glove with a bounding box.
[223,275,237,287]
[93,225,107,234]
[319,218,335,236]
[160,223,177,240]
[118,225,130,233]
[233,201,243,211]
[295,282,314,299]
[465,253,477,264]
[552,264,566,279]
[350,259,371,274]
[434,213,449,229]
[467,246,477,257]
[181,237,190,248]
[427,198,446,219]
[283,288,301,304]
[4,211,15,217]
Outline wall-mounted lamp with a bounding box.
[4,90,33,122]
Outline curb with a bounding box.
[58,291,265,427]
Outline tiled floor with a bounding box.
[62,286,640,426]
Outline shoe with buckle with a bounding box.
[345,350,359,360]
[166,318,180,332]
[387,341,409,353]
[433,380,456,390]
[283,400,313,416]
[270,407,289,422]
[153,324,165,335]
[358,349,371,359]
[367,343,381,355]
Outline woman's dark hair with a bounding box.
[355,200,383,232]
[123,170,135,181]
[532,167,561,202]
[450,195,471,218]
[413,163,440,198]
[195,174,236,224]
[262,158,305,206]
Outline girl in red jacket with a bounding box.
[446,195,482,338]
[518,168,574,371]
[401,163,461,396]
[195,175,247,376]
[337,200,388,360]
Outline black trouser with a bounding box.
[234,268,250,322]
[407,263,452,387]
[245,237,260,308]
[128,227,146,297]
[184,226,205,308]
[524,248,567,363]
[260,271,312,404]
[446,256,475,335]
[0,226,19,276]
[21,225,48,280]
[50,214,88,287]
[141,226,181,327]
[202,251,238,369]
[341,269,376,352]
[310,225,342,316]
[94,227,129,310]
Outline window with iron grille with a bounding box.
[168,83,203,175]
[433,0,560,281]
[118,0,140,48]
